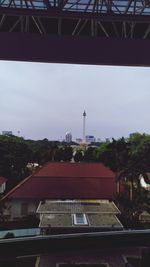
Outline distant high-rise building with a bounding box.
[65,132,72,143]
[2,131,13,136]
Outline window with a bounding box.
[73,214,88,225]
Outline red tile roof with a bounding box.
[3,162,117,200]
[0,176,7,186]
[36,162,115,178]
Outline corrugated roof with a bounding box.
[39,214,123,228]
[37,200,120,214]
[2,162,116,200]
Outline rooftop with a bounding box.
[37,200,120,214]
[39,213,122,229]
[35,162,115,178]
[37,200,123,229]
[3,162,116,200]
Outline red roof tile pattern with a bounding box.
[35,162,115,178]
[0,176,7,186]
[3,162,117,200]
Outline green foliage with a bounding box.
[1,132,150,200]
[26,139,59,164]
[94,133,150,206]
[95,133,150,180]
[53,147,63,162]
[0,135,32,180]
[95,137,130,172]
[84,147,96,162]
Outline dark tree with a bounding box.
[84,147,96,162]
[62,147,73,162]
[53,148,63,162]
[74,151,83,162]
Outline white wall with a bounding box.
[0,183,6,194]
[11,199,39,218]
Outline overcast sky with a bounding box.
[0,61,150,141]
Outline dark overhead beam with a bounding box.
[0,7,150,23]
[0,32,150,66]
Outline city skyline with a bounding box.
[0,61,150,141]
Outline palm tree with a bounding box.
[118,165,150,201]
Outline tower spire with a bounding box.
[83,110,86,143]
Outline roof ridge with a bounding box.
[1,175,32,201]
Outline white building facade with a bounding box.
[85,135,96,143]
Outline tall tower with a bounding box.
[83,110,86,143]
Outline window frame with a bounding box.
[73,213,88,226]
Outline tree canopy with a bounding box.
[1,132,150,193]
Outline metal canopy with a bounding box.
[0,0,150,38]
[0,1,150,65]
